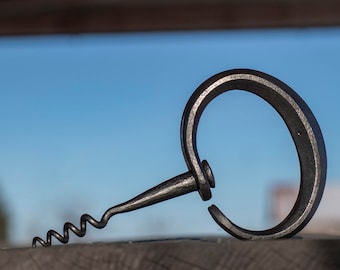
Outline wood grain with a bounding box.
[1,238,340,269]
[0,0,340,35]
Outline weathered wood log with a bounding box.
[1,237,340,269]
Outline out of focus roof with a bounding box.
[0,0,340,35]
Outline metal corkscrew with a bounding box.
[32,69,327,247]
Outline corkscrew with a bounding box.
[32,69,327,247]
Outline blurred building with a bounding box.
[271,183,340,235]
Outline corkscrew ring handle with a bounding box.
[181,69,327,239]
[32,69,327,247]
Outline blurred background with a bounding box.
[0,0,340,247]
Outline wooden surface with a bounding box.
[1,0,340,36]
[1,237,340,269]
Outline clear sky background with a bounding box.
[0,27,339,246]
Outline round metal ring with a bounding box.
[180,69,327,239]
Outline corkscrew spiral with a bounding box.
[32,205,126,247]
[32,169,208,247]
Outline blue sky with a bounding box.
[0,28,339,246]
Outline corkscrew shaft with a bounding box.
[32,160,215,247]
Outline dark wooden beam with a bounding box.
[2,238,340,269]
[0,1,340,36]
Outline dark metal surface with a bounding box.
[32,69,326,247]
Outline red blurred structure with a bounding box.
[272,184,340,235]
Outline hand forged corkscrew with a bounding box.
[32,69,327,247]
